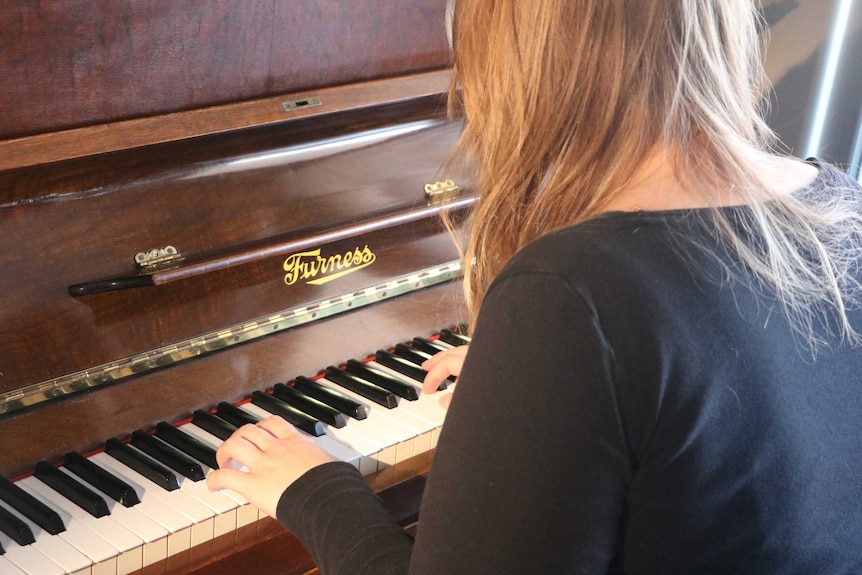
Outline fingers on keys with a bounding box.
[421,346,469,394]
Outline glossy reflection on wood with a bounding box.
[0,0,451,140]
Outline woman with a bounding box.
[208,1,862,573]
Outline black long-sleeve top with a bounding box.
[278,162,862,574]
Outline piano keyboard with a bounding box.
[0,329,469,575]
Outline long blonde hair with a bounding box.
[448,0,862,349]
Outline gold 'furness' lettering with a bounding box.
[283,245,377,286]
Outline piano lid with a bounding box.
[0,71,474,416]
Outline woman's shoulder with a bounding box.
[498,210,689,282]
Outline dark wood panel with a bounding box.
[0,96,464,395]
[0,0,450,139]
[0,70,451,171]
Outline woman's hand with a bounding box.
[421,345,469,395]
[206,415,335,518]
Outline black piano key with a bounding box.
[131,430,206,482]
[324,366,399,408]
[394,342,433,364]
[192,409,238,441]
[63,451,140,507]
[346,359,431,397]
[271,383,348,428]
[34,461,110,518]
[154,422,220,470]
[0,499,36,546]
[370,351,429,386]
[439,328,471,346]
[0,475,65,535]
[216,402,261,428]
[292,376,368,420]
[104,438,179,492]
[411,336,449,355]
[250,391,326,437]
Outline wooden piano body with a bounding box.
[2,0,860,574]
[0,1,467,573]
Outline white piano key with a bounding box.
[0,499,92,574]
[177,424,249,505]
[317,376,435,432]
[164,461,237,543]
[365,361,452,448]
[349,413,416,465]
[366,361,450,427]
[317,377,433,459]
[324,427,383,475]
[18,477,142,553]
[91,452,209,556]
[0,533,62,575]
[54,466,170,567]
[0,555,27,575]
[275,377,418,466]
[18,477,138,574]
[175,472,236,515]
[239,403,363,470]
[178,475,237,539]
[326,418,400,473]
[178,423,262,526]
[22,472,146,575]
[93,454,218,555]
[92,452,212,526]
[0,531,65,575]
[246,380,419,468]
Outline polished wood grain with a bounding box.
[0,91,465,400]
[0,0,450,140]
[0,70,451,172]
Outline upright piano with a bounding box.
[0,2,470,573]
[4,1,860,574]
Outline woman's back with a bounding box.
[411,162,862,574]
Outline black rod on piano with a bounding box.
[154,423,220,470]
[216,402,260,428]
[130,431,206,482]
[372,350,429,385]
[394,343,432,364]
[33,461,110,518]
[271,384,348,428]
[68,196,477,296]
[250,391,326,437]
[393,344,456,384]
[0,476,65,535]
[192,410,238,441]
[104,438,180,491]
[411,336,449,354]
[439,328,471,346]
[349,357,434,395]
[323,366,400,408]
[0,499,36,545]
[63,452,140,507]
[291,376,368,420]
